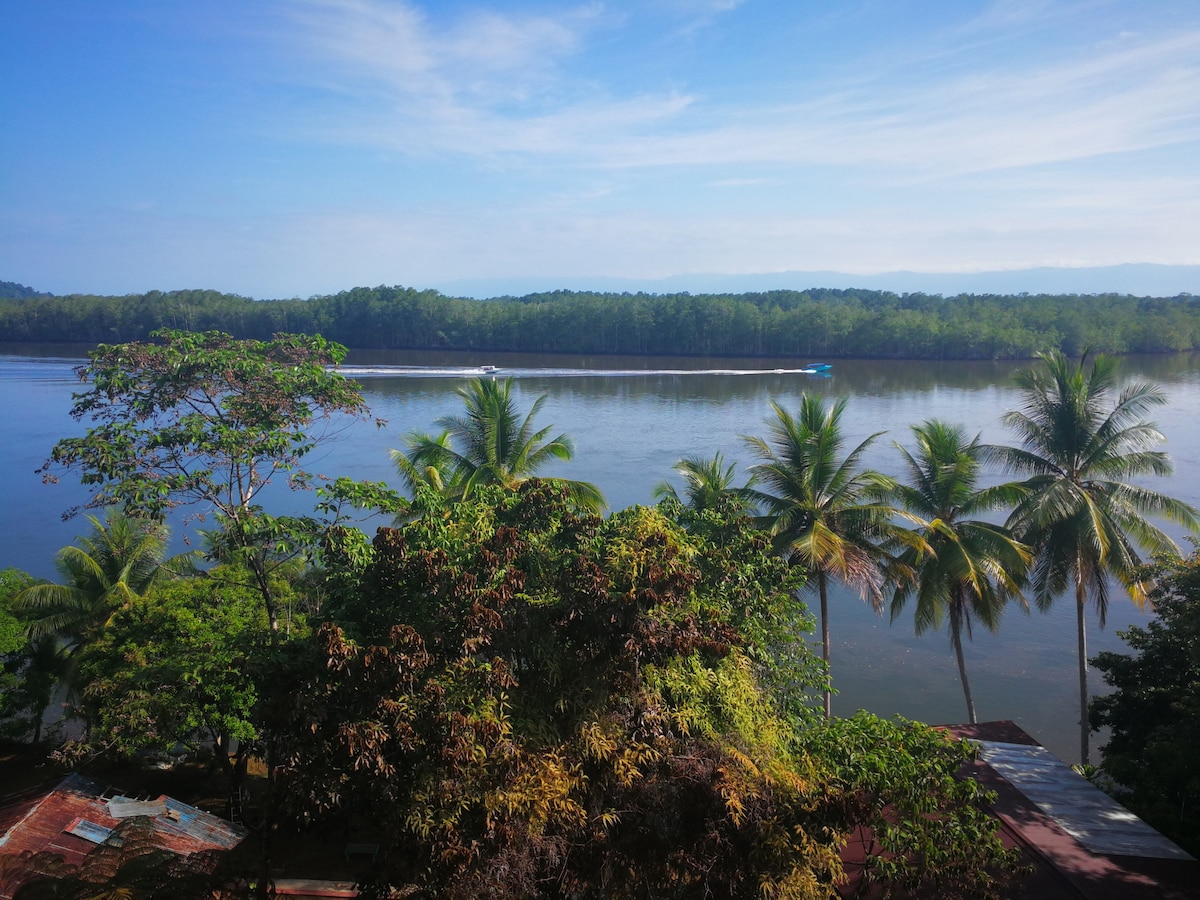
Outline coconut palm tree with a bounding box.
[743,395,900,718]
[391,377,605,513]
[14,513,189,730]
[990,350,1199,763]
[890,420,1030,725]
[653,452,751,513]
[15,512,175,645]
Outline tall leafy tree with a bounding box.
[392,376,605,513]
[990,350,1198,763]
[41,329,398,633]
[743,395,900,718]
[889,421,1030,725]
[77,569,271,774]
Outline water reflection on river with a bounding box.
[4,345,1200,763]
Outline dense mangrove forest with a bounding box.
[1,281,1198,358]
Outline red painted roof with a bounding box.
[0,773,246,899]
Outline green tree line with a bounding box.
[2,283,1199,358]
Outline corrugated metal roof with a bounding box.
[976,740,1194,862]
[0,772,247,871]
[155,797,245,850]
[106,797,167,819]
[64,817,116,845]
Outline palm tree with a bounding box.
[890,421,1030,725]
[653,452,751,513]
[15,512,174,645]
[743,395,900,718]
[990,350,1199,763]
[14,513,186,731]
[392,377,605,513]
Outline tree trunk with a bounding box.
[255,736,277,898]
[229,510,279,634]
[950,599,977,725]
[819,571,832,719]
[248,551,278,635]
[1076,577,1090,765]
[213,732,234,775]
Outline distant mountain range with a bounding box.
[3,264,1198,302]
[0,281,52,300]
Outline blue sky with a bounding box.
[3,1,1199,298]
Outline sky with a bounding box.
[3,0,1199,299]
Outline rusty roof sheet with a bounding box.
[0,772,246,868]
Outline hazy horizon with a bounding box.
[6,262,1197,304]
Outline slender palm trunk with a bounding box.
[949,598,977,725]
[819,570,831,719]
[1076,575,1090,765]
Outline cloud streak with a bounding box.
[284,1,1200,182]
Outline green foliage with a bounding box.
[653,451,752,514]
[271,484,1018,898]
[992,349,1199,762]
[743,395,901,717]
[41,329,401,632]
[9,514,183,743]
[273,484,839,897]
[0,567,44,741]
[44,329,369,520]
[3,285,1200,358]
[393,376,604,513]
[14,513,175,644]
[1090,551,1200,855]
[75,569,273,766]
[889,421,1030,724]
[0,568,33,656]
[795,713,1022,900]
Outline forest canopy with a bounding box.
[0,282,1198,359]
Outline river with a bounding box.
[4,344,1200,764]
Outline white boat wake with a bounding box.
[336,365,831,379]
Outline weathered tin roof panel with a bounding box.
[976,740,1194,861]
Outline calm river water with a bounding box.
[4,344,1200,763]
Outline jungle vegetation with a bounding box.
[1090,550,1200,857]
[3,330,1197,897]
[1,282,1199,358]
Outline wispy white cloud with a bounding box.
[8,0,1199,294]
[573,28,1200,174]
[708,177,770,187]
[291,0,600,99]
[953,0,1068,36]
[283,1,1200,181]
[662,0,748,36]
